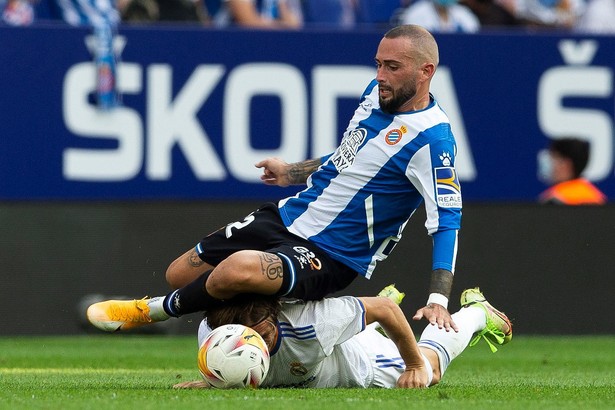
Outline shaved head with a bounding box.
[384,25,439,68]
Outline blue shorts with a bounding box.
[196,203,358,300]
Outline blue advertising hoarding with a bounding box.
[1,25,614,201]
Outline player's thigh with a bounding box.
[207,250,284,298]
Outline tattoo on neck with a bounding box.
[259,253,283,280]
[288,159,322,184]
[429,269,454,299]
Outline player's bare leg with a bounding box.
[166,248,215,290]
[206,250,284,299]
[87,250,284,332]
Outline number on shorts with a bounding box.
[225,214,255,238]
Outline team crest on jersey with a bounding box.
[385,129,403,145]
[331,128,367,172]
[289,361,308,376]
[435,167,462,208]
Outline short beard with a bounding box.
[379,85,417,114]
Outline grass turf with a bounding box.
[1,335,613,409]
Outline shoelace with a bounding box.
[469,326,506,353]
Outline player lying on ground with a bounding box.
[173,287,512,389]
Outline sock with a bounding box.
[420,353,434,387]
[146,296,170,321]
[417,306,486,377]
[161,270,223,317]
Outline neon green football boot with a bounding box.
[378,284,405,305]
[460,287,513,352]
[375,284,406,337]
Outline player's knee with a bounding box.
[207,251,261,294]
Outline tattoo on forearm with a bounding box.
[429,269,454,299]
[259,253,283,280]
[288,159,322,184]
[188,249,205,267]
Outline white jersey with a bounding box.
[198,296,406,388]
[279,80,462,278]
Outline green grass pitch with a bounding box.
[1,335,613,409]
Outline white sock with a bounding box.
[417,306,485,377]
[147,296,170,321]
[420,353,434,387]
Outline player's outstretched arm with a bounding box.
[359,297,429,388]
[255,157,322,187]
[413,269,458,332]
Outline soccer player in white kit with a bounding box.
[177,287,512,389]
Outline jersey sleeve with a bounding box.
[309,296,366,356]
[406,128,462,273]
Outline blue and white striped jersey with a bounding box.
[278,80,462,278]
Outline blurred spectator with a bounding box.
[51,0,120,26]
[460,0,523,27]
[120,0,160,22]
[399,0,480,32]
[206,0,302,28]
[538,138,607,205]
[1,0,34,25]
[576,0,615,33]
[119,0,208,24]
[514,0,585,29]
[302,0,355,28]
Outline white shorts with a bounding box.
[354,324,433,388]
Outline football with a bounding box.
[197,324,270,389]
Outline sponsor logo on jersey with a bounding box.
[435,167,462,208]
[331,128,367,172]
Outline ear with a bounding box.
[422,62,436,79]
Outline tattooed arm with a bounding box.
[255,157,322,187]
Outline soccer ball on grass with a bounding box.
[198,324,270,388]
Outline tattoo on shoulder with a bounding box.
[259,253,283,281]
[188,249,205,267]
[288,159,322,184]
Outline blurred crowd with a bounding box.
[1,0,614,34]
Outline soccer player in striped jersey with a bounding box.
[175,287,512,389]
[87,25,463,336]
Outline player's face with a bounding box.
[375,37,420,113]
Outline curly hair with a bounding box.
[204,294,281,329]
